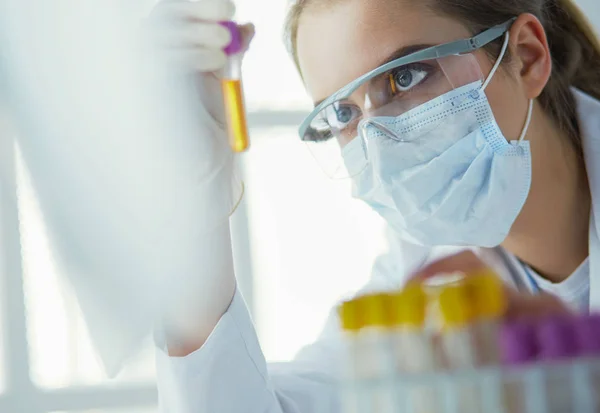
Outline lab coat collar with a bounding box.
[575,88,600,309]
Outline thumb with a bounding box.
[232,22,255,55]
[195,23,254,125]
[409,250,488,282]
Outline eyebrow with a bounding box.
[312,43,435,108]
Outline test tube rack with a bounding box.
[339,357,600,413]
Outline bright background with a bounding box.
[1,0,599,412]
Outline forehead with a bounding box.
[296,0,471,103]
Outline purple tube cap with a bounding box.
[574,313,600,356]
[220,21,243,55]
[537,316,578,361]
[501,321,538,366]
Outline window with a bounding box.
[241,127,387,361]
[236,0,310,111]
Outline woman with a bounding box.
[150,0,600,411]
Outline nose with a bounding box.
[359,118,403,142]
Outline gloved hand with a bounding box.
[147,0,238,72]
[145,0,255,125]
[139,0,254,232]
[142,0,256,355]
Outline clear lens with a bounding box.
[304,53,484,179]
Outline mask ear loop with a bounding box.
[480,31,534,144]
[518,99,534,143]
[481,31,510,91]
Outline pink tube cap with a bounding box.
[574,313,600,356]
[220,21,243,55]
[500,321,538,366]
[537,316,578,361]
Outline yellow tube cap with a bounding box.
[467,270,507,319]
[338,299,363,331]
[362,293,392,327]
[438,284,473,328]
[392,284,427,327]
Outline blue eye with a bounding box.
[335,106,354,124]
[325,103,360,131]
[390,65,430,93]
[306,103,361,143]
[306,103,360,143]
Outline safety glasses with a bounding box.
[298,18,516,179]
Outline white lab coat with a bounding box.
[155,88,600,413]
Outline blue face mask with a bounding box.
[342,39,534,247]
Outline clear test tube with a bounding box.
[466,270,507,366]
[391,284,441,413]
[338,299,365,413]
[219,21,250,153]
[536,317,579,413]
[470,272,510,413]
[359,293,396,413]
[500,321,538,413]
[438,283,481,413]
[573,314,600,411]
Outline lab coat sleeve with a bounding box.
[155,266,403,413]
[155,285,343,413]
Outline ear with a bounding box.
[508,13,552,100]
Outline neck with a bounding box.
[502,107,591,283]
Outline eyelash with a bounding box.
[388,62,434,94]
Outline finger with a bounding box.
[506,292,572,321]
[410,251,488,282]
[408,251,572,322]
[162,47,228,73]
[150,0,236,24]
[151,22,232,49]
[237,23,256,54]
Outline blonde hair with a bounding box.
[284,0,600,156]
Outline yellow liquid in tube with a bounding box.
[221,79,250,152]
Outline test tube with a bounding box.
[219,21,250,152]
[573,314,600,411]
[500,322,538,413]
[537,317,578,413]
[359,293,396,413]
[391,284,440,413]
[466,272,507,412]
[500,321,538,365]
[466,270,507,366]
[438,283,481,413]
[573,313,600,356]
[338,299,365,413]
